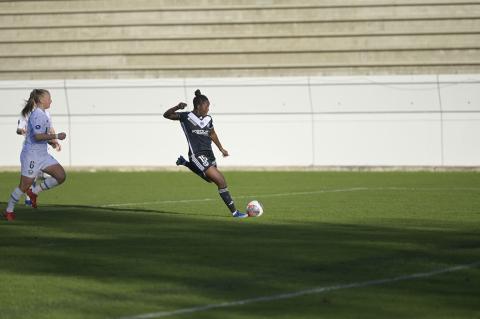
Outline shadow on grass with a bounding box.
[0,202,479,319]
[48,202,223,218]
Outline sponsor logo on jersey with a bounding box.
[192,129,209,136]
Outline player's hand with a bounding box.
[220,148,229,157]
[50,141,62,152]
[177,102,187,109]
[57,132,67,140]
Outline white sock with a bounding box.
[32,177,59,194]
[7,187,24,212]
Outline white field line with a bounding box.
[101,187,367,208]
[101,186,480,208]
[117,261,480,319]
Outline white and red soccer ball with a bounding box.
[246,200,263,217]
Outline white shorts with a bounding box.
[20,149,59,178]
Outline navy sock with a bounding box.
[218,187,236,213]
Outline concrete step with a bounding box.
[1,4,479,29]
[1,64,478,80]
[1,19,479,43]
[1,34,479,57]
[0,1,477,79]
[0,0,474,15]
[1,50,479,72]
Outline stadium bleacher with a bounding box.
[0,0,479,79]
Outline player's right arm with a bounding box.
[16,117,27,135]
[16,128,26,135]
[163,102,187,120]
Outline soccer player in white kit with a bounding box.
[4,89,67,221]
[16,109,61,206]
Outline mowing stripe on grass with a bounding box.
[102,187,480,208]
[118,261,480,319]
[101,187,367,207]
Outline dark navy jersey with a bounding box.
[178,111,214,155]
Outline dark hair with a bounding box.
[22,89,49,117]
[193,89,209,110]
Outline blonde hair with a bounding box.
[22,89,50,117]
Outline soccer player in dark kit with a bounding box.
[163,89,248,218]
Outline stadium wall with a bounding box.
[1,75,479,169]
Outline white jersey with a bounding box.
[19,109,52,146]
[18,109,52,132]
[23,108,52,152]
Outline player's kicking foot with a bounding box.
[26,189,38,209]
[3,211,16,221]
[176,155,187,166]
[232,211,248,218]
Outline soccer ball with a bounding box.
[246,200,263,217]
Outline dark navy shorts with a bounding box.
[190,150,217,173]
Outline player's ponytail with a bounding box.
[21,89,49,117]
[193,89,209,110]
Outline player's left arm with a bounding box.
[210,128,229,157]
[32,115,66,142]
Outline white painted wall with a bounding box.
[1,75,479,168]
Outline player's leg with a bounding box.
[185,161,212,183]
[177,155,212,183]
[204,166,247,218]
[31,163,66,193]
[6,150,40,218]
[25,171,44,206]
[24,191,32,206]
[28,163,66,208]
[34,170,46,187]
[4,175,34,220]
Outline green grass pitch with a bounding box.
[1,171,479,319]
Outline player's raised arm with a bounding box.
[163,102,187,120]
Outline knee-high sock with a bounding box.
[32,177,59,194]
[7,187,24,212]
[184,161,211,183]
[218,187,237,213]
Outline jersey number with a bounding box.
[199,155,209,167]
[29,161,35,169]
